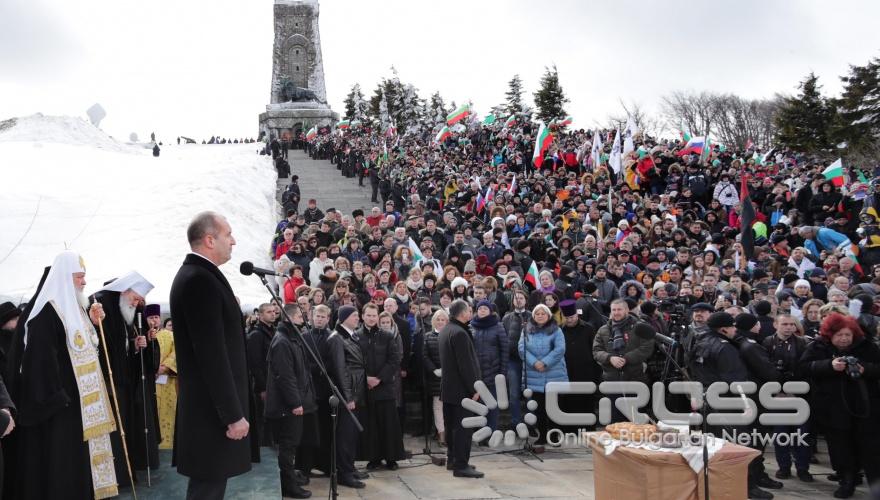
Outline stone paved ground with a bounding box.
[119,435,870,499]
[118,150,871,498]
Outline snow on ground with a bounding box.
[0,115,278,310]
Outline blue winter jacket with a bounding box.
[470,315,509,387]
[518,319,568,393]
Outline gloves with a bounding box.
[433,369,442,377]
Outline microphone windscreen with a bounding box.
[239,261,254,276]
[633,322,656,340]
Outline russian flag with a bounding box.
[615,230,626,247]
[677,136,705,157]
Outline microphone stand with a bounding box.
[249,273,364,500]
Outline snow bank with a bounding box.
[0,115,278,311]
[0,113,135,154]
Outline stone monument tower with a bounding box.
[259,0,337,140]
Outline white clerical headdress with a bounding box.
[99,271,154,298]
[25,250,89,349]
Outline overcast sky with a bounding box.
[1,0,878,141]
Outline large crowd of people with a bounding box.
[263,115,880,499]
[1,112,879,500]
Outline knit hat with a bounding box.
[707,312,736,329]
[451,276,469,290]
[584,282,598,294]
[337,305,357,325]
[734,313,759,331]
[753,300,772,316]
[463,259,477,273]
[475,300,495,312]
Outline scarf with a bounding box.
[25,252,118,498]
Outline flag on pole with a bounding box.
[557,116,573,127]
[305,126,317,142]
[590,130,603,167]
[434,125,451,144]
[745,138,754,151]
[822,159,845,187]
[482,114,497,125]
[336,120,350,129]
[532,123,552,167]
[609,129,623,174]
[622,118,637,156]
[677,136,706,157]
[700,136,712,163]
[505,115,517,128]
[407,238,424,265]
[508,174,517,195]
[679,122,691,143]
[741,195,756,261]
[446,104,470,125]
[614,230,626,247]
[524,259,540,288]
[350,119,363,129]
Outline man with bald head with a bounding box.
[171,211,252,499]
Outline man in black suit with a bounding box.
[439,299,484,478]
[170,211,252,499]
[325,305,368,489]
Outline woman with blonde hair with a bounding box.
[518,304,568,445]
[422,309,448,445]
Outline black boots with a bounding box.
[833,473,856,498]
[281,472,312,499]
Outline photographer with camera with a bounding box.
[799,313,880,498]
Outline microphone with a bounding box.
[633,322,677,346]
[239,261,286,278]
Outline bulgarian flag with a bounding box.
[434,125,451,144]
[532,123,552,167]
[482,114,497,125]
[407,238,424,265]
[446,104,470,125]
[557,116,573,127]
[508,174,517,195]
[524,259,540,289]
[679,122,692,143]
[822,158,845,187]
[385,124,397,137]
[350,119,362,129]
[505,115,517,128]
[336,120,350,129]
[305,126,317,142]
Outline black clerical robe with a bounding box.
[93,291,160,479]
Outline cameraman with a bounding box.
[763,314,812,482]
[799,313,880,498]
[680,302,712,367]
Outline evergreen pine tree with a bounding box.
[774,72,837,155]
[533,65,569,124]
[429,92,447,126]
[343,83,362,120]
[505,74,524,116]
[368,84,383,121]
[836,57,880,156]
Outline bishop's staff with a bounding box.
[133,313,152,487]
[92,298,138,500]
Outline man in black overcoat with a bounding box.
[559,300,601,432]
[325,305,368,489]
[170,212,253,500]
[439,299,484,478]
[358,303,405,470]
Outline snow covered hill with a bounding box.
[0,114,278,310]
